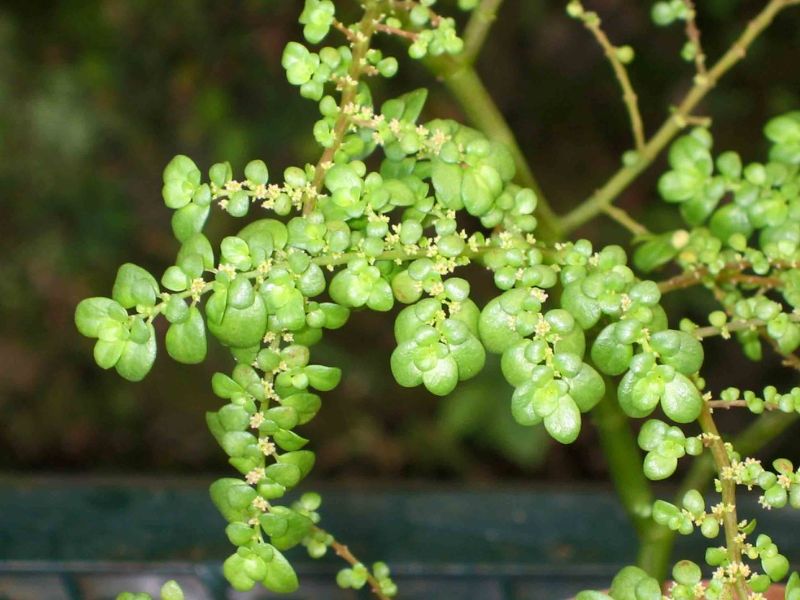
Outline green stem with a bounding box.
[697,405,749,599]
[560,0,797,233]
[307,4,381,214]
[425,56,561,240]
[602,204,650,237]
[638,411,800,592]
[679,411,798,499]
[462,0,504,65]
[592,386,669,578]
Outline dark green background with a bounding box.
[1,0,799,480]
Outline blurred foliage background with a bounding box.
[1,0,799,482]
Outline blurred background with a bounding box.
[1,0,799,483]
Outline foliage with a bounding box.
[74,0,800,598]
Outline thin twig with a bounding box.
[657,260,791,294]
[576,7,646,150]
[307,6,382,214]
[764,334,800,372]
[331,19,357,41]
[326,535,391,600]
[560,0,799,233]
[602,204,650,237]
[697,407,750,599]
[374,22,419,41]
[693,313,800,340]
[706,400,779,410]
[681,0,708,75]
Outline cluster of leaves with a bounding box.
[117,580,183,600]
[578,40,800,600]
[75,0,800,597]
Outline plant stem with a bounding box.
[576,6,646,150]
[679,411,798,498]
[320,529,391,600]
[657,259,791,294]
[692,312,800,340]
[462,0,504,65]
[602,204,650,237]
[681,0,708,76]
[424,56,561,240]
[641,410,799,584]
[560,0,798,233]
[592,386,670,578]
[307,5,381,214]
[697,405,750,599]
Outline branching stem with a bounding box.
[576,6,646,150]
[681,0,708,76]
[307,6,382,214]
[697,406,749,599]
[317,528,391,600]
[602,204,650,237]
[560,0,799,233]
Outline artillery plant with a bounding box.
[74,0,800,598]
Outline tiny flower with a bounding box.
[245,467,266,485]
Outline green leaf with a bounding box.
[709,203,753,243]
[93,340,125,369]
[218,404,250,431]
[210,478,252,523]
[261,506,312,550]
[262,546,299,593]
[423,356,459,396]
[643,451,677,480]
[567,363,605,412]
[115,324,157,381]
[166,307,207,364]
[399,88,428,123]
[478,293,524,354]
[661,373,702,423]
[112,264,159,308]
[265,463,301,488]
[75,297,127,338]
[304,365,342,391]
[510,382,542,426]
[177,233,215,271]
[617,371,655,418]
[543,395,581,444]
[590,324,633,376]
[275,428,310,451]
[282,392,322,425]
[223,553,255,591]
[390,342,424,387]
[449,336,486,381]
[277,450,315,478]
[560,283,601,329]
[206,292,268,348]
[650,330,703,374]
[432,159,464,209]
[171,203,210,242]
[160,581,184,600]
[609,565,650,600]
[461,169,493,216]
[633,233,679,273]
[762,554,789,582]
